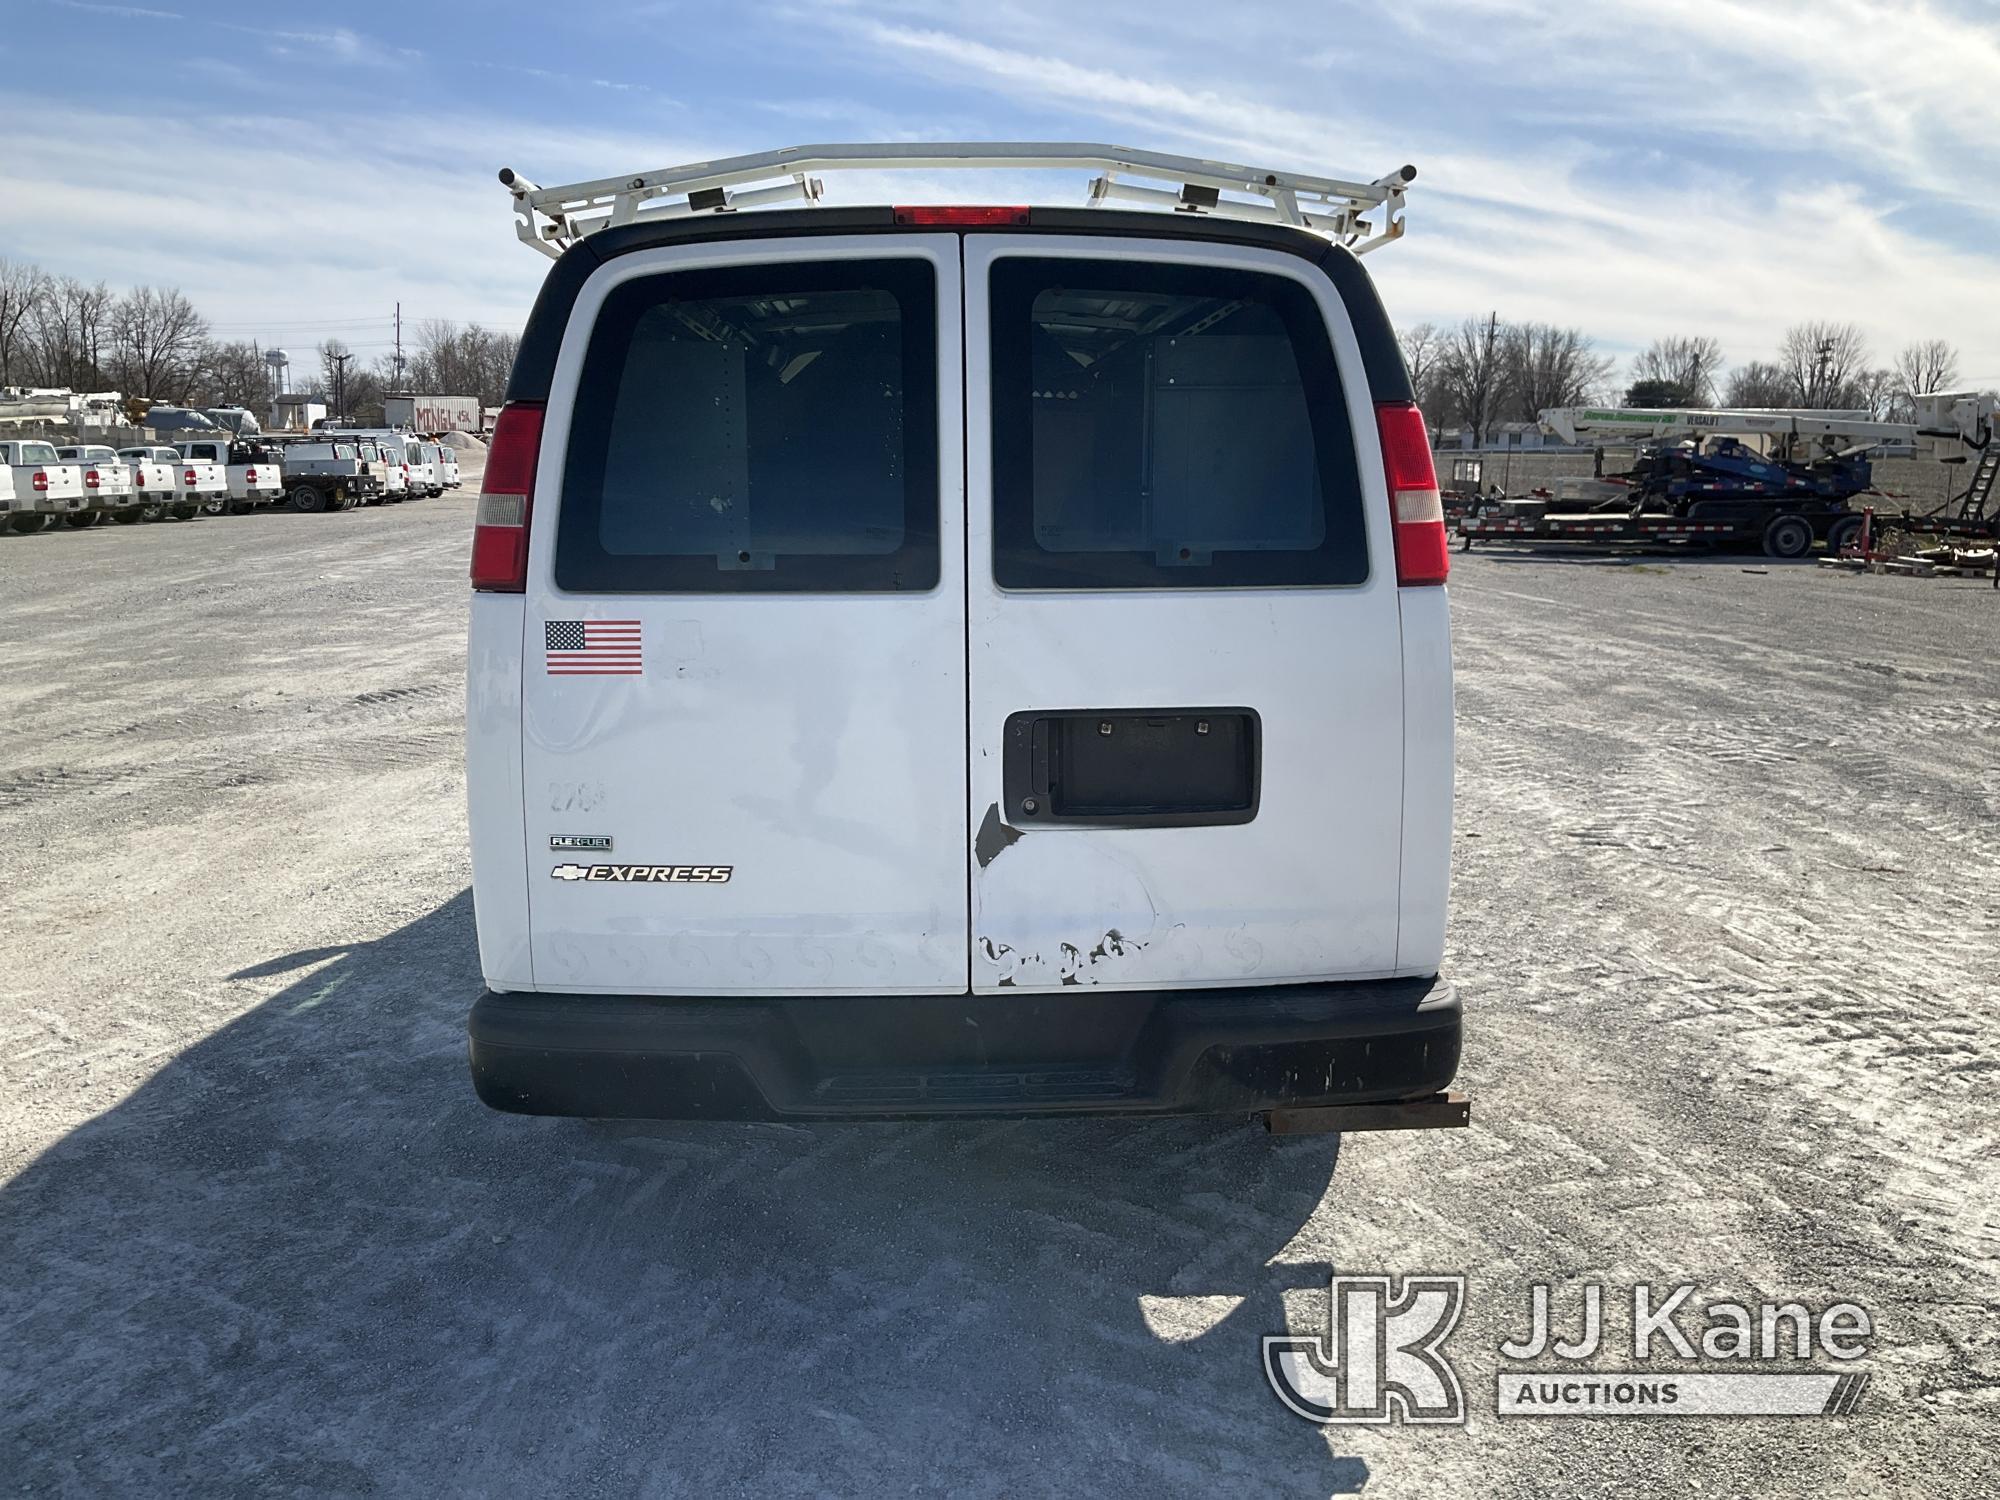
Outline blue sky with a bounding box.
[7,0,2000,388]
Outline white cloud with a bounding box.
[12,0,2000,389]
[841,7,2000,371]
[1,103,726,360]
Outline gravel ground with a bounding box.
[1,501,1996,1497]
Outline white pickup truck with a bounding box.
[178,439,285,515]
[117,449,178,519]
[54,444,138,525]
[0,440,86,534]
[119,445,225,521]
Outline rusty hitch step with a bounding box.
[1262,1091,1470,1136]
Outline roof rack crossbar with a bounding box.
[499,142,1415,260]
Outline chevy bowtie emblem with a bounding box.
[551,863,589,881]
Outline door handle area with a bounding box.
[1000,708,1260,829]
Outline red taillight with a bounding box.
[245,467,257,483]
[1376,401,1449,587]
[892,205,1031,226]
[471,401,544,592]
[31,470,48,492]
[183,468,197,485]
[84,468,100,489]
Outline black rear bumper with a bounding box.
[468,976,1459,1121]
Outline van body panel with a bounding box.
[962,237,1407,992]
[1394,588,1454,973]
[467,592,534,990]
[517,235,970,995]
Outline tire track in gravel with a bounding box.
[1452,568,2000,1284]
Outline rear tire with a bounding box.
[1824,514,1864,555]
[111,509,143,525]
[290,484,327,514]
[201,497,228,517]
[7,513,48,534]
[64,510,102,528]
[138,502,165,522]
[1762,513,1814,560]
[170,504,200,521]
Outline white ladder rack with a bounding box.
[499,142,1415,260]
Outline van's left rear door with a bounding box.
[519,235,968,995]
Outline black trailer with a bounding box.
[1458,497,1865,558]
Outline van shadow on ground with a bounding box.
[0,892,1364,1496]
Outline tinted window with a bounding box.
[989,258,1366,589]
[20,443,58,464]
[557,258,938,593]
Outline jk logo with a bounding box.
[1265,1275,1467,1425]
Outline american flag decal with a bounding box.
[545,619,643,676]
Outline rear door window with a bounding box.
[988,257,1366,589]
[556,258,939,593]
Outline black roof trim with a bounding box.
[503,206,1410,404]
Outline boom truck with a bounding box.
[1456,394,1998,557]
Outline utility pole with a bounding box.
[1814,336,1835,409]
[330,350,354,422]
[393,301,404,387]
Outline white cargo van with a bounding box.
[465,144,1455,1123]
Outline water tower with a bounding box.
[264,348,290,395]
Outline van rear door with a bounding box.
[962,236,1406,991]
[520,235,968,994]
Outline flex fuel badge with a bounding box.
[550,863,733,884]
[550,835,612,852]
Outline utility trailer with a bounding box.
[1459,397,1998,558]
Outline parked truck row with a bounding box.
[0,432,463,533]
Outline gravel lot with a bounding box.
[1,498,1995,1497]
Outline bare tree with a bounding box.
[1778,321,1869,408]
[1893,339,1959,399]
[1439,312,1506,446]
[27,276,115,389]
[190,339,270,410]
[342,363,386,426]
[1501,322,1614,421]
[1399,322,1445,424]
[107,285,209,401]
[1850,367,1899,422]
[318,338,352,394]
[1630,336,1725,406]
[403,319,519,408]
[318,338,358,416]
[1723,360,1792,407]
[0,258,49,386]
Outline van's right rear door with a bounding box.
[963,235,1408,992]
